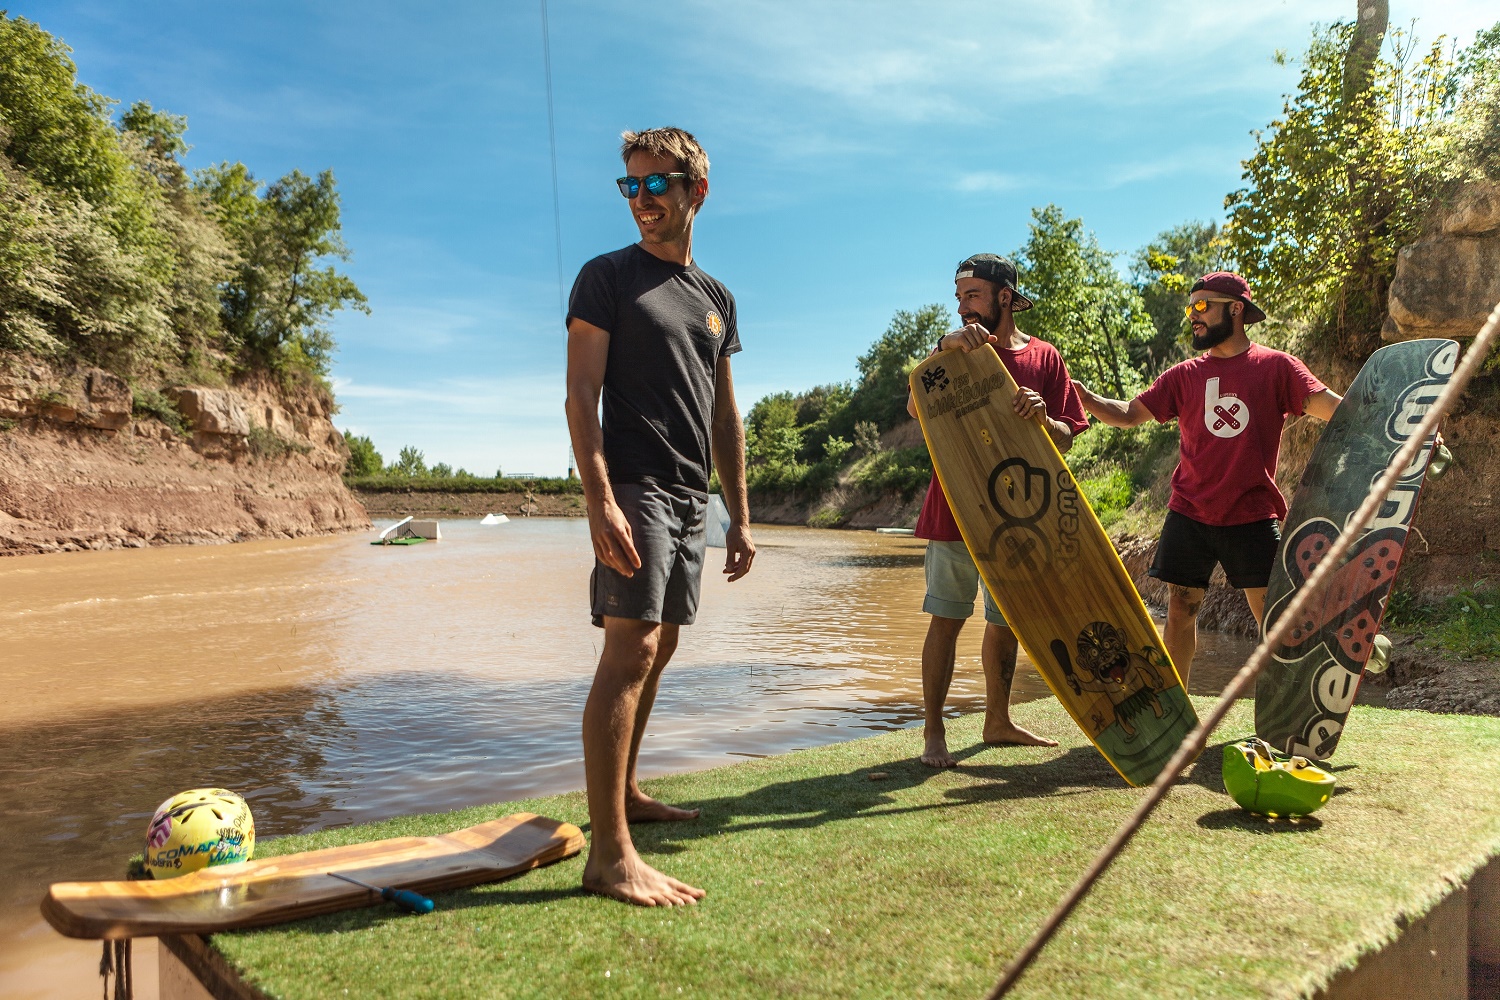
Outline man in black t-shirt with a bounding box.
[564,127,755,908]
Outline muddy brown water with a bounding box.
[0,519,1259,998]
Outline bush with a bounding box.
[389,445,426,477]
[342,431,381,476]
[849,446,933,497]
[345,474,583,495]
[1079,468,1134,529]
[132,387,187,435]
[247,424,309,460]
[1386,584,1500,658]
[853,420,881,456]
[1064,421,1180,529]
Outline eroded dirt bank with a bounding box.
[0,368,368,555]
[353,489,585,519]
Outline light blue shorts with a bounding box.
[923,539,1007,625]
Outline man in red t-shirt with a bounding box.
[1073,272,1342,684]
[904,254,1089,767]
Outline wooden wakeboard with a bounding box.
[911,346,1196,786]
[42,812,584,940]
[1255,339,1458,759]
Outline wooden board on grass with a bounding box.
[910,345,1196,786]
[1256,338,1458,759]
[42,812,584,940]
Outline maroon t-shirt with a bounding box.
[1136,343,1327,527]
[915,336,1089,541]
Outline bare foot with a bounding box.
[982,721,1059,747]
[625,792,700,823]
[582,850,705,907]
[921,731,958,768]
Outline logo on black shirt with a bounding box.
[705,312,723,338]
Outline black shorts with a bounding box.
[590,482,707,627]
[1148,510,1281,591]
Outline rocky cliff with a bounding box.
[1384,180,1500,343]
[0,363,369,555]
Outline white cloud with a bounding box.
[658,0,1345,126]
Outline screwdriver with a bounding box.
[326,872,435,914]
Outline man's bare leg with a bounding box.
[1243,587,1267,630]
[622,623,698,823]
[981,623,1057,747]
[1165,585,1205,689]
[581,616,704,907]
[921,615,965,767]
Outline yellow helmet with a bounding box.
[144,788,255,879]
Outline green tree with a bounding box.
[1225,20,1462,361]
[1450,24,1500,180]
[1015,205,1155,398]
[0,16,133,210]
[742,306,947,496]
[391,445,426,477]
[198,163,368,379]
[0,15,181,366]
[853,420,882,457]
[847,304,948,431]
[1131,221,1229,374]
[342,431,382,476]
[746,391,802,467]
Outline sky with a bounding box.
[11,1,1497,477]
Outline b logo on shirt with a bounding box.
[705,312,723,338]
[1203,377,1248,439]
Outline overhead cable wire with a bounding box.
[540,0,565,322]
[988,298,1500,998]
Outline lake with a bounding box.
[0,518,1258,997]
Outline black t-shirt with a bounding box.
[567,244,742,496]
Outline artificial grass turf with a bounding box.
[211,698,1500,999]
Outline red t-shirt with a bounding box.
[915,336,1090,541]
[1136,343,1327,526]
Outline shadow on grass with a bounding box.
[613,742,1127,858]
[1196,809,1324,834]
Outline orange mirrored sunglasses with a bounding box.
[1184,297,1239,318]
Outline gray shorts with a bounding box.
[923,539,1007,626]
[591,482,707,628]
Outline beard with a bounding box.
[1191,313,1235,351]
[960,301,1004,336]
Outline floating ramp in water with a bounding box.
[372,517,440,545]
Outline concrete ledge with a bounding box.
[1313,885,1468,999]
[159,935,268,1000]
[1472,853,1500,965]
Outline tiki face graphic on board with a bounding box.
[1050,622,1172,741]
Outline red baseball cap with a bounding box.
[1191,271,1266,325]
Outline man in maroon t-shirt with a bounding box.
[904,254,1090,768]
[1073,272,1342,684]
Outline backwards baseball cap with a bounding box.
[956,254,1033,312]
[1190,271,1266,325]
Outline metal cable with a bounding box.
[540,0,565,322]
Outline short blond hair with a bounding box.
[620,127,709,183]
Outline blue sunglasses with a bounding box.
[616,172,687,198]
